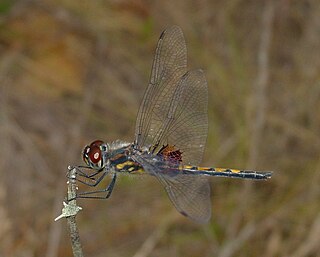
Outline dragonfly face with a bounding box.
[82,140,108,170]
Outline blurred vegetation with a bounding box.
[0,0,320,256]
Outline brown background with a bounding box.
[0,0,319,256]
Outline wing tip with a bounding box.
[159,25,183,40]
[180,210,211,224]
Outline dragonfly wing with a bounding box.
[136,51,209,165]
[133,154,211,223]
[134,26,210,222]
[135,25,208,165]
[135,26,187,149]
[156,69,208,165]
[159,173,211,224]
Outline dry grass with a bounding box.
[0,0,320,256]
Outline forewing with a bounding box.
[135,26,187,150]
[154,69,208,165]
[133,154,211,224]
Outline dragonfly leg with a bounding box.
[76,170,107,187]
[68,166,107,186]
[69,165,103,179]
[75,173,117,200]
[105,173,117,198]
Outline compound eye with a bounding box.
[90,140,104,147]
[83,140,106,168]
[82,145,90,165]
[88,145,102,164]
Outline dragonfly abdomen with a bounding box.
[182,165,272,180]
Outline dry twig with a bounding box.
[55,167,84,257]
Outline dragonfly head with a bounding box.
[82,140,108,170]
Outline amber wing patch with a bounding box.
[157,144,183,163]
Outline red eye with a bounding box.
[83,140,106,167]
[90,140,104,147]
[82,145,90,164]
[88,145,101,164]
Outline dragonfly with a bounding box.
[72,26,272,224]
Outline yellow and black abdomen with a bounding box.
[182,165,272,180]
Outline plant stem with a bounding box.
[66,167,84,257]
[55,167,84,257]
